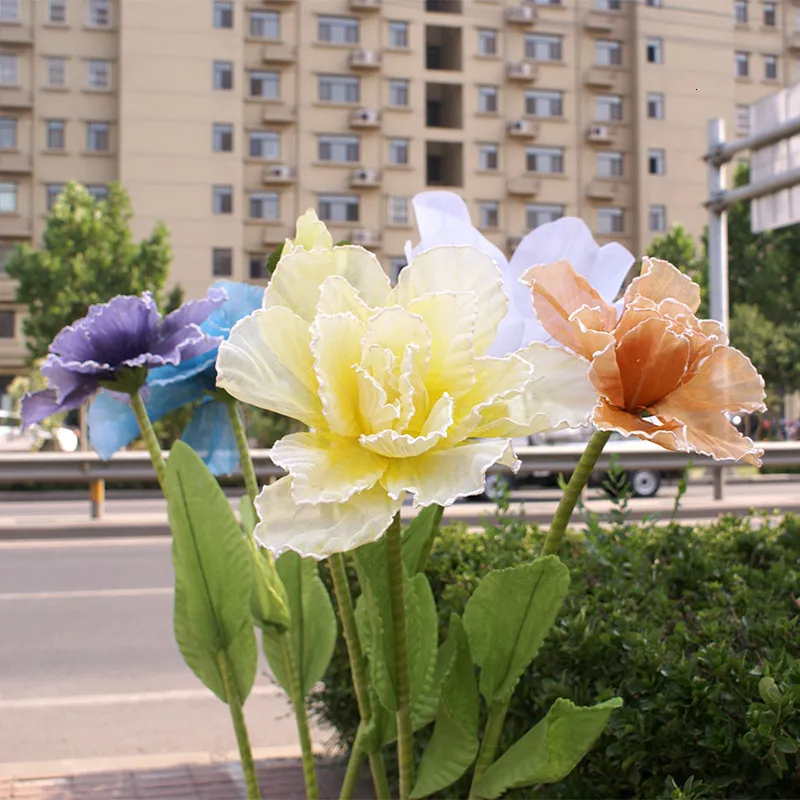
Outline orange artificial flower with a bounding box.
[522,257,766,465]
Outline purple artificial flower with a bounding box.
[21,290,226,429]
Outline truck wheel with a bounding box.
[630,470,660,498]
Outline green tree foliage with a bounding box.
[5,181,173,360]
[646,224,708,314]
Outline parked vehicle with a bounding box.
[0,410,79,452]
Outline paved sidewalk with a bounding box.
[0,758,373,800]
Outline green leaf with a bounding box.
[166,441,257,704]
[262,552,337,697]
[473,697,623,798]
[238,495,258,536]
[264,241,284,276]
[463,556,570,704]
[411,615,479,799]
[402,505,444,575]
[248,537,290,633]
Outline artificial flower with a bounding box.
[22,291,225,429]
[404,191,635,356]
[280,209,333,257]
[217,227,597,559]
[88,281,264,475]
[523,257,766,465]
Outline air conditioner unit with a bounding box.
[588,125,610,141]
[354,169,375,181]
[351,48,379,65]
[351,108,379,125]
[351,228,375,245]
[506,5,535,24]
[509,119,528,132]
[508,62,534,79]
[269,165,292,178]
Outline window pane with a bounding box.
[318,134,360,162]
[318,16,360,44]
[213,1,234,29]
[49,0,66,23]
[213,186,233,214]
[213,61,233,90]
[0,117,16,149]
[250,131,280,159]
[319,75,360,104]
[87,60,111,90]
[250,11,279,38]
[0,0,19,22]
[86,121,109,152]
[0,181,16,213]
[89,0,110,27]
[0,55,18,85]
[213,123,233,152]
[389,21,408,48]
[0,310,14,338]
[212,247,233,277]
[46,120,65,150]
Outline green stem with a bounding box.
[541,429,612,557]
[280,634,320,800]
[414,504,444,574]
[130,390,168,496]
[338,725,367,800]
[386,514,413,800]
[224,398,259,506]
[216,651,262,800]
[469,701,508,799]
[328,554,391,799]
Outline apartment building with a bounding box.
[0,0,799,401]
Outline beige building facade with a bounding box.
[1,0,799,401]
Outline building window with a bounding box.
[388,21,409,48]
[526,203,563,229]
[387,196,409,225]
[388,257,406,285]
[645,37,663,64]
[46,57,67,88]
[213,60,233,90]
[213,1,233,29]
[213,123,233,152]
[318,194,359,222]
[478,28,497,56]
[318,134,360,162]
[734,0,748,25]
[763,2,776,27]
[0,117,16,149]
[0,181,15,213]
[46,119,65,151]
[647,92,664,119]
[250,192,279,219]
[251,71,279,99]
[526,146,564,174]
[388,79,409,106]
[250,130,280,159]
[46,183,64,211]
[525,34,562,61]
[86,121,109,152]
[598,207,624,234]
[479,201,499,229]
[735,51,750,78]
[48,0,66,23]
[478,143,498,170]
[645,0,662,6]
[764,55,778,81]
[318,15,359,44]
[319,74,360,103]
[0,310,14,339]
[478,85,498,113]
[87,59,111,90]
[388,137,409,165]
[249,254,269,280]
[0,0,18,22]
[87,184,108,201]
[596,94,623,122]
[88,0,110,27]
[0,54,17,85]
[595,40,622,67]
[597,151,623,178]
[250,10,279,39]
[735,104,751,135]
[212,247,233,277]
[649,205,667,233]
[212,185,233,214]
[648,148,666,175]
[525,89,562,117]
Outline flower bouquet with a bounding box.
[21,196,765,800]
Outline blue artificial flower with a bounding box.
[88,281,264,475]
[22,291,225,428]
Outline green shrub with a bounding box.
[311,512,800,798]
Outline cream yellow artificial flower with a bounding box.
[280,209,333,257]
[217,216,596,560]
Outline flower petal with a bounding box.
[317,274,374,321]
[216,307,324,428]
[254,476,402,560]
[264,246,391,322]
[592,398,685,449]
[181,399,239,476]
[282,208,334,255]
[202,280,265,338]
[381,439,519,506]
[625,258,701,313]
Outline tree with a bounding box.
[646,223,708,314]
[5,181,172,360]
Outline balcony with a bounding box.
[350,0,381,11]
[508,119,539,139]
[426,25,463,71]
[349,108,381,128]
[789,32,800,53]
[350,168,381,188]
[0,89,33,109]
[586,179,622,201]
[0,217,32,237]
[349,48,381,70]
[351,228,381,247]
[507,177,541,197]
[0,25,33,46]
[506,5,536,25]
[263,104,295,124]
[586,124,614,144]
[507,61,537,82]
[0,153,31,174]
[262,164,295,185]
[584,11,616,34]
[263,224,289,246]
[262,43,296,63]
[584,67,618,89]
